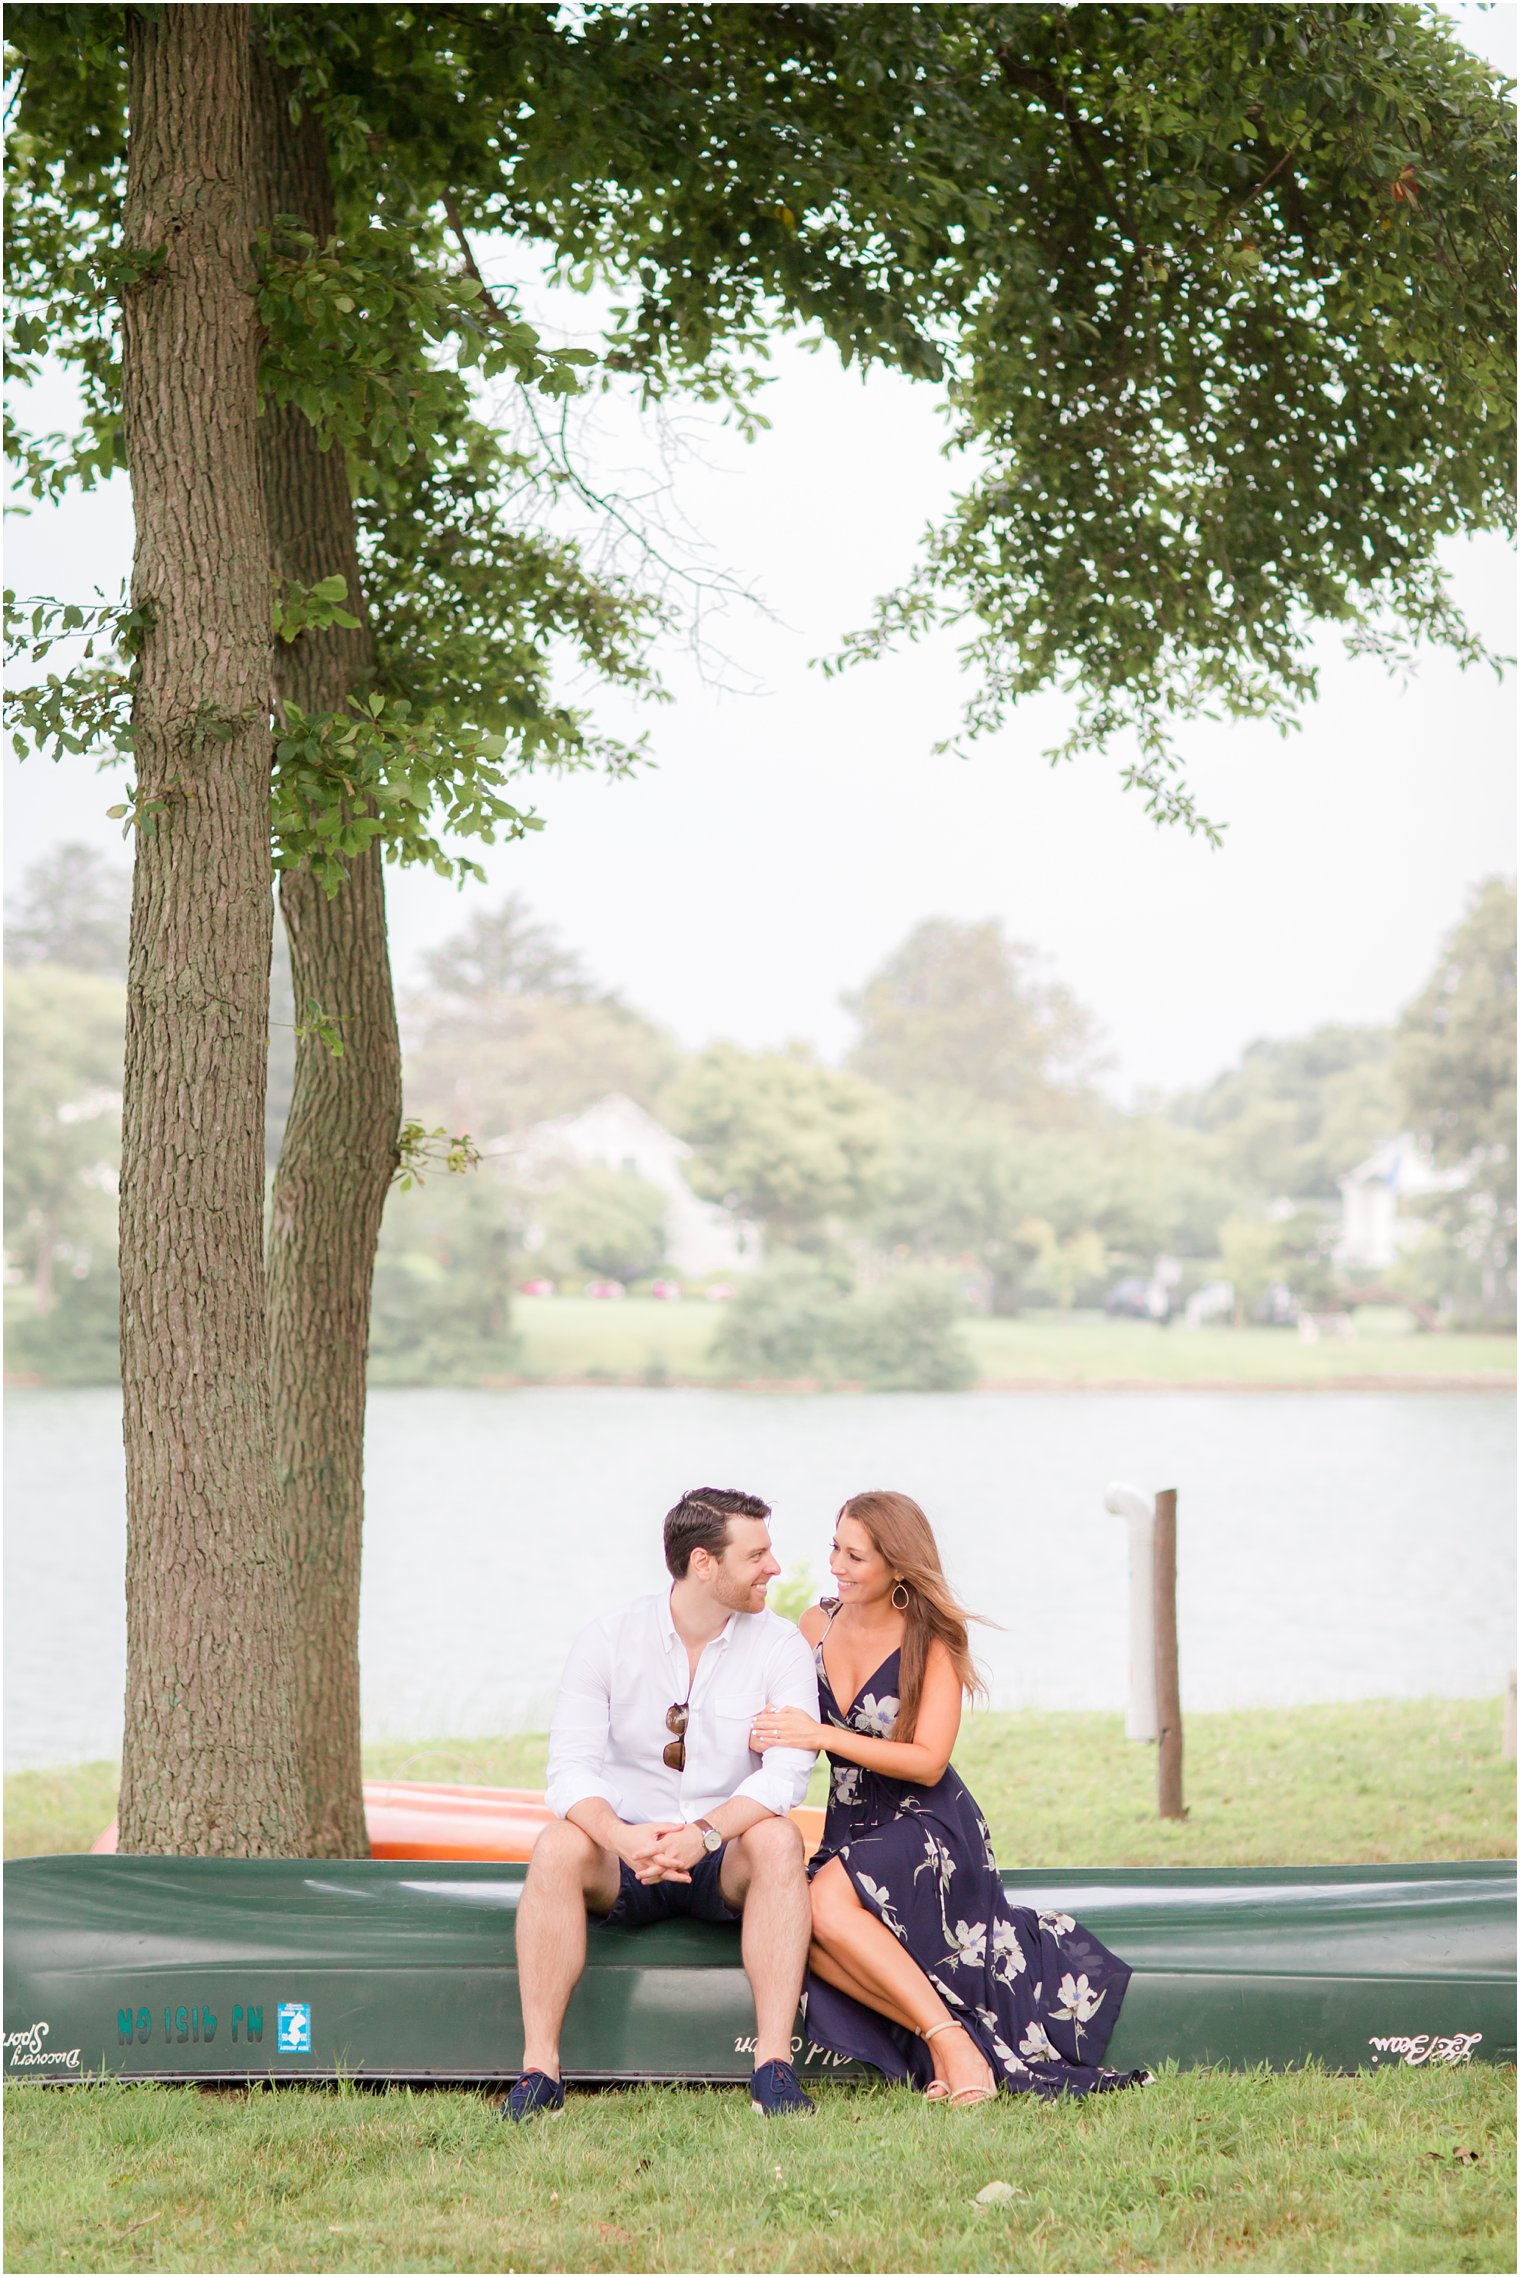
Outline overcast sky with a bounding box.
[5,3,1515,1102]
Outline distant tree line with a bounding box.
[6,849,1514,1390]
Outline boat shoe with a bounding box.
[750,2059,815,2117]
[499,2069,565,2123]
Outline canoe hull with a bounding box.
[5,1856,1511,2085]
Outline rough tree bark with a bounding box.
[117,3,307,1854]
[251,45,403,1857]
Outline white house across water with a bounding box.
[498,1092,764,1283]
[1336,1133,1467,1273]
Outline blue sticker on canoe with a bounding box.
[276,2003,311,2053]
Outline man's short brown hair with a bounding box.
[663,1486,771,1579]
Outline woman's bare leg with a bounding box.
[807,1938,922,2035]
[810,1859,994,2096]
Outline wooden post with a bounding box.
[1504,1669,1516,1762]
[1154,1487,1185,1819]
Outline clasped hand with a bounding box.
[623,1820,703,1885]
[748,1702,823,1754]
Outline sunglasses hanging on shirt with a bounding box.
[662,1699,689,1772]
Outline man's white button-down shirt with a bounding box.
[545,1590,820,1826]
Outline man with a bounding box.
[504,1486,821,2121]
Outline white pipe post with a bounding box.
[1105,1481,1158,1741]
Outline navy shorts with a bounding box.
[600,1842,740,1929]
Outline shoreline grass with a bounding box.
[10,1302,1514,1392]
[8,1697,1512,1867]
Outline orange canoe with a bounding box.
[92,1782,826,1862]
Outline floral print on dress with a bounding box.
[991,1919,1028,1983]
[830,1762,863,1810]
[912,1831,956,1900]
[1051,1972,1106,2032]
[975,2004,1028,2076]
[855,1872,908,1942]
[803,1612,1146,2100]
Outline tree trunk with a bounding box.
[34,1221,54,1318]
[251,48,403,1858]
[117,3,307,1855]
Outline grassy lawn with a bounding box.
[962,1311,1516,1387]
[499,1293,719,1384]
[444,1297,1514,1389]
[4,2061,1513,2274]
[5,1700,1512,2272]
[9,1697,1511,1868]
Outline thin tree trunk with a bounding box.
[251,48,402,1858]
[34,1222,54,1318]
[117,3,306,1855]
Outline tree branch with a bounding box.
[438,187,769,639]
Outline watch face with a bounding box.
[703,1825,722,1852]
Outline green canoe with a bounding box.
[4,1855,1511,2085]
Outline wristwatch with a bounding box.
[694,1818,723,1855]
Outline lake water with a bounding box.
[4,1385,1513,1770]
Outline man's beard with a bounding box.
[712,1568,765,1613]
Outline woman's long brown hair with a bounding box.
[836,1491,989,1742]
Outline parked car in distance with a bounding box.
[1105,1276,1171,1322]
[1252,1280,1301,1328]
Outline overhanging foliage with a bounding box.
[5,1,1514,855]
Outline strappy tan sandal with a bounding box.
[920,2019,996,2106]
[920,2018,955,2100]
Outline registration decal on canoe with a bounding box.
[276,2003,313,2053]
[115,2002,265,2045]
[1367,2031,1482,2066]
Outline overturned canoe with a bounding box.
[5,1854,1511,2086]
[89,1783,828,1863]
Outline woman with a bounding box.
[750,1491,1147,2104]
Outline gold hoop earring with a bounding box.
[891,1581,910,1610]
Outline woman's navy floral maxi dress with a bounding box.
[803,1606,1145,2097]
